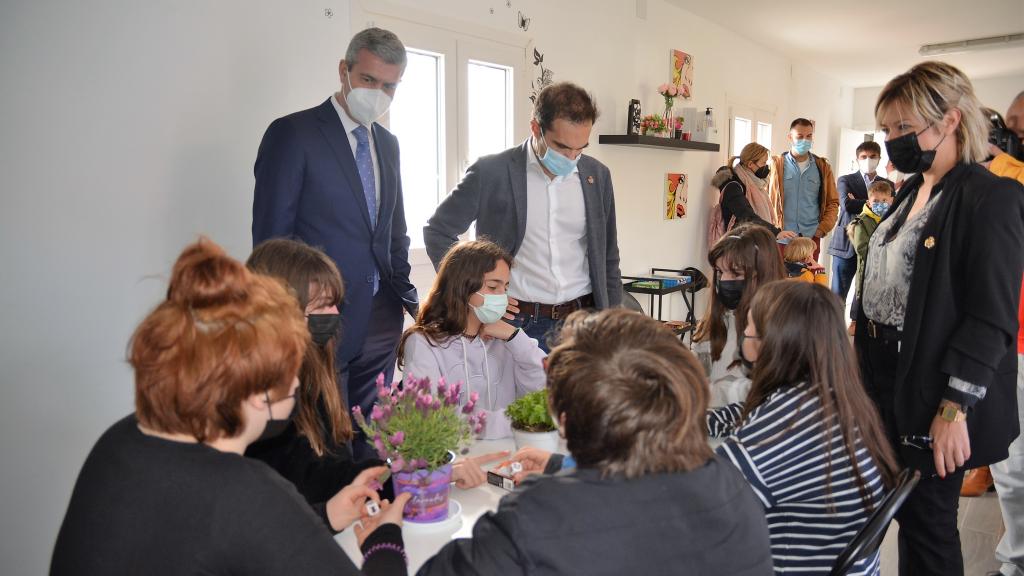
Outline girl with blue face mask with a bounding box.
[398,240,547,441]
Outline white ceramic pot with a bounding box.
[512,429,560,454]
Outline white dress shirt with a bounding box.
[508,143,591,304]
[330,93,380,210]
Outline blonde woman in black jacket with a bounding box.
[855,61,1024,576]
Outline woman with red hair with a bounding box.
[51,238,409,576]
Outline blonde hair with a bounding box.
[783,237,816,263]
[874,61,990,164]
[729,142,770,170]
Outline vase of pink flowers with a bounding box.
[658,83,682,137]
[353,374,486,523]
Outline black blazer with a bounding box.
[855,163,1024,470]
[417,456,773,576]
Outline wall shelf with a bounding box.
[598,134,720,152]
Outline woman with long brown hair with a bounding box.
[398,240,546,439]
[708,280,899,574]
[245,238,388,533]
[693,223,785,407]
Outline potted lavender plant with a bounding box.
[353,374,485,523]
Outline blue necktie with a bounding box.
[353,125,379,295]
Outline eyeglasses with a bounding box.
[264,390,297,417]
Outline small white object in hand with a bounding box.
[365,500,380,517]
[510,461,523,474]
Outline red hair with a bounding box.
[130,238,308,442]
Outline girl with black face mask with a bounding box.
[855,61,1024,576]
[693,223,785,408]
[245,238,391,534]
[709,142,799,245]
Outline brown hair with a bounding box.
[790,118,814,129]
[547,309,713,478]
[868,180,894,198]
[131,238,308,442]
[246,238,352,454]
[875,61,990,164]
[694,223,785,362]
[782,237,816,263]
[744,281,899,507]
[533,82,599,131]
[855,141,881,156]
[398,240,513,369]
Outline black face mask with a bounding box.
[754,165,770,179]
[885,126,946,174]
[307,313,340,347]
[715,279,746,310]
[258,391,299,442]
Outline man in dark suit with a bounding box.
[424,83,621,352]
[827,141,891,328]
[252,28,416,457]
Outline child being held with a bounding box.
[783,237,828,286]
[846,180,895,315]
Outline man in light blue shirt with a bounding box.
[768,118,839,260]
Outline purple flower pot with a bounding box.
[392,452,454,523]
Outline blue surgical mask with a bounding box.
[471,292,507,324]
[792,139,813,155]
[539,132,580,177]
[870,201,890,217]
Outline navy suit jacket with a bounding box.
[827,172,893,258]
[253,98,417,364]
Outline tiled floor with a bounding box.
[880,492,1005,575]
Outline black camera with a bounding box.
[988,109,1024,161]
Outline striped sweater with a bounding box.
[707,382,887,575]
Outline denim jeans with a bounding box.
[509,311,561,354]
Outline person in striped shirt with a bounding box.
[708,280,900,574]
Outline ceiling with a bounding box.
[667,0,1024,87]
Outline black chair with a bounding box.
[621,288,645,313]
[829,468,921,575]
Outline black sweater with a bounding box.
[418,455,773,576]
[51,415,405,576]
[720,178,780,236]
[245,420,389,532]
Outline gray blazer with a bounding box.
[424,140,622,308]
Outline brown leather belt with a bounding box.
[516,294,595,320]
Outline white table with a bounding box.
[336,439,518,573]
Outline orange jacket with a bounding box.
[768,153,839,238]
[989,153,1024,353]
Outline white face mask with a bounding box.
[343,68,393,126]
[858,157,880,175]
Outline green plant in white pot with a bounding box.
[505,389,560,453]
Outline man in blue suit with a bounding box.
[253,28,416,458]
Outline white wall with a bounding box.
[1,0,857,572]
[362,0,855,321]
[0,1,351,573]
[854,73,1024,131]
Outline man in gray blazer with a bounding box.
[424,82,621,351]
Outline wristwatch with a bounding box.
[937,403,967,423]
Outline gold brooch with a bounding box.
[924,236,936,249]
[586,175,595,184]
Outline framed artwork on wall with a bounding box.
[665,173,688,220]
[671,49,693,99]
